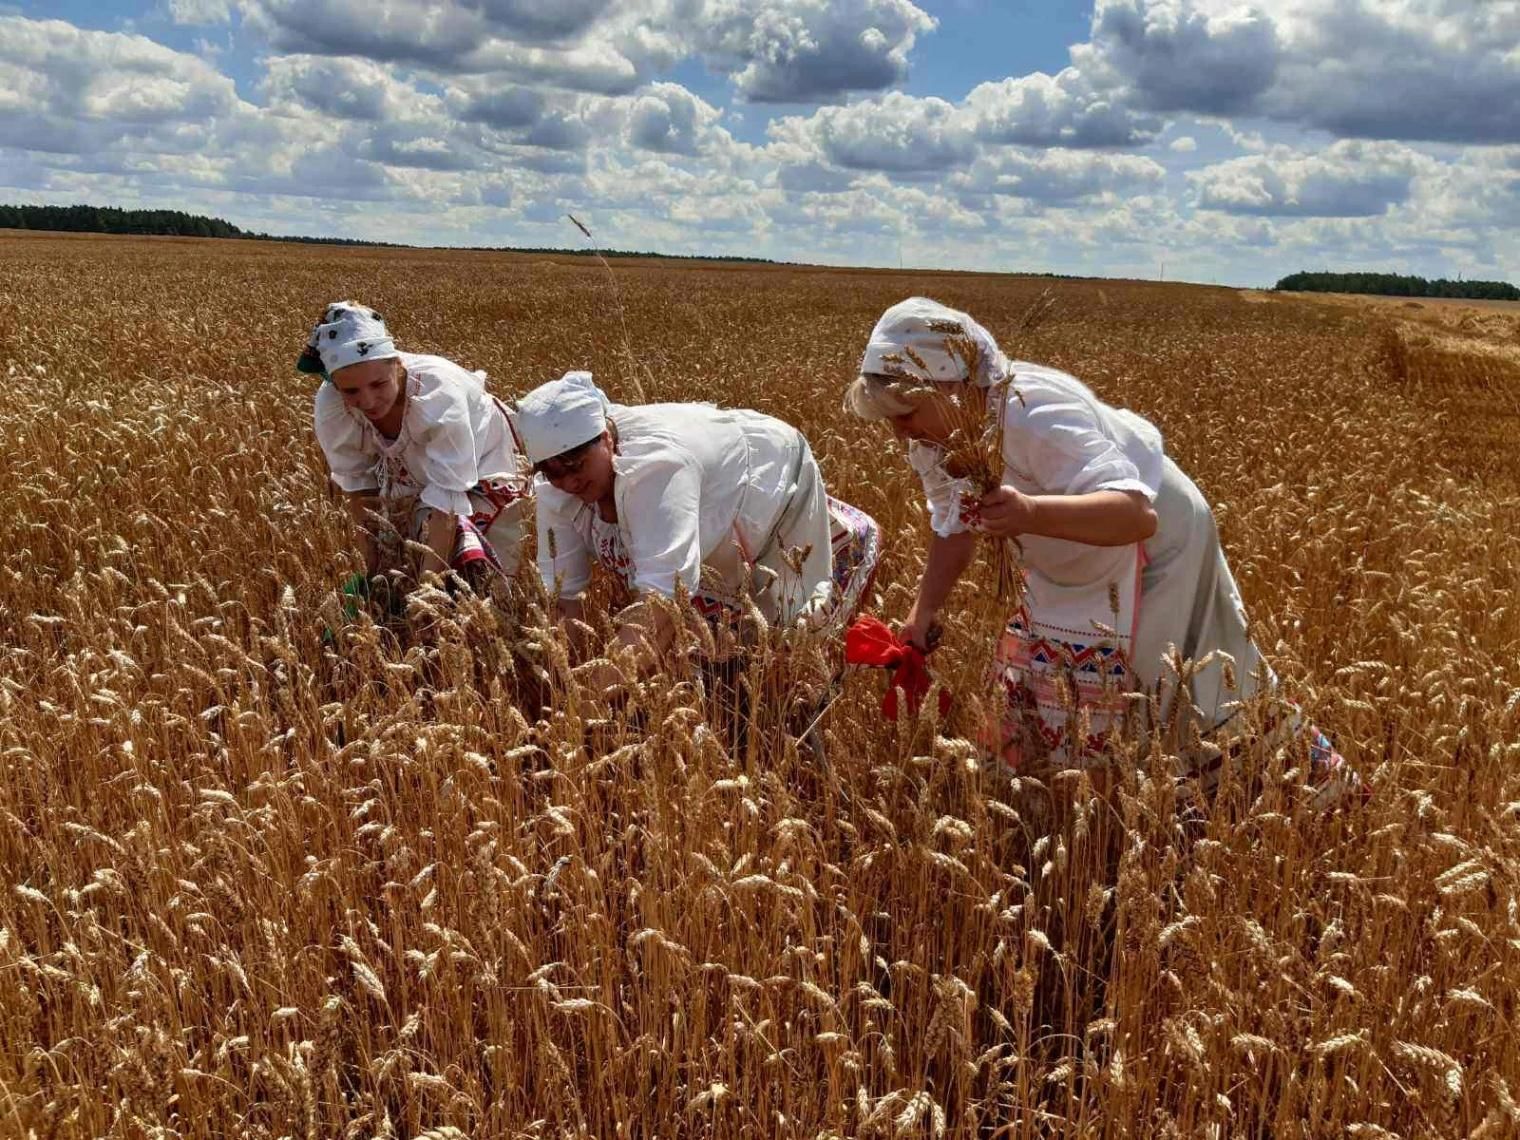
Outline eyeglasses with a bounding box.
[534,436,601,479]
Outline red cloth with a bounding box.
[844,615,952,721]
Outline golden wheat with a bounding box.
[0,233,1517,1137]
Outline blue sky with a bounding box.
[2,1,1517,285]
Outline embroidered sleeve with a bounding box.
[908,441,975,538]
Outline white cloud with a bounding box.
[1190,141,1428,217]
[241,0,935,103]
[359,128,482,172]
[519,106,594,150]
[280,142,397,199]
[468,0,617,40]
[965,68,1160,149]
[626,83,724,156]
[460,37,648,95]
[249,0,620,64]
[769,92,973,175]
[1079,0,1520,145]
[449,83,545,130]
[1398,145,1520,232]
[775,161,856,194]
[3,9,1518,287]
[167,0,233,25]
[1081,0,1280,115]
[263,55,443,122]
[692,0,935,103]
[953,149,1166,204]
[764,80,1161,203]
[246,0,492,68]
[0,15,242,154]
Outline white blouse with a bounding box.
[912,361,1165,587]
[536,402,806,602]
[314,352,522,516]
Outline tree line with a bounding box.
[0,202,774,261]
[1274,270,1519,301]
[0,203,397,246]
[0,203,247,238]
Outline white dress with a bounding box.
[535,402,839,625]
[913,361,1268,767]
[314,352,528,573]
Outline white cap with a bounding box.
[511,371,610,465]
[301,301,398,376]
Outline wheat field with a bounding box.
[1,233,1517,1138]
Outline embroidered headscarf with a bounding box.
[510,371,611,466]
[844,296,1009,420]
[296,301,398,379]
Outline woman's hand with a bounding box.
[898,609,941,654]
[902,530,977,652]
[976,485,1038,538]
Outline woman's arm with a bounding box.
[573,595,677,694]
[318,390,384,575]
[902,529,978,650]
[556,597,598,660]
[613,597,677,662]
[341,489,383,575]
[412,376,484,575]
[990,385,1159,545]
[420,507,456,575]
[979,486,1156,546]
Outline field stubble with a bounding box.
[0,235,1517,1138]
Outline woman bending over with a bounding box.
[298,301,528,589]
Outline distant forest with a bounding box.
[1275,270,1519,301]
[0,203,397,246]
[0,202,775,262]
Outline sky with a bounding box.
[2,0,1517,286]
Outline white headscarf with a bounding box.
[846,296,1009,419]
[511,371,611,465]
[862,296,1008,385]
[298,301,398,378]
